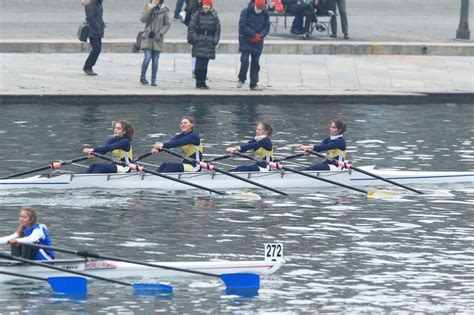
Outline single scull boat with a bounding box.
[0,258,282,283]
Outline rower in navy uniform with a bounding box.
[300,120,347,170]
[83,120,135,173]
[0,207,55,260]
[226,122,274,172]
[152,116,203,172]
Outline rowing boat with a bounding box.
[0,167,472,191]
[0,258,282,283]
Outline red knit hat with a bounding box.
[255,0,266,10]
[202,0,212,6]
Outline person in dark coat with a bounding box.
[83,0,105,75]
[184,0,202,78]
[237,0,270,91]
[187,0,220,89]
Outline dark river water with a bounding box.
[0,102,473,313]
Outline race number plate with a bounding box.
[264,243,283,261]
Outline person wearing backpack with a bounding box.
[187,0,221,89]
[237,0,270,91]
[139,0,171,86]
[83,0,105,76]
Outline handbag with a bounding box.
[132,31,145,53]
[77,21,89,42]
[133,10,156,53]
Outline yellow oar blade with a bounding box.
[367,190,396,199]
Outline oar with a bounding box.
[0,270,87,295]
[206,154,233,163]
[274,152,306,163]
[232,151,374,195]
[90,152,225,195]
[160,148,288,196]
[0,252,172,293]
[26,244,260,292]
[305,149,424,194]
[1,156,90,180]
[131,152,153,163]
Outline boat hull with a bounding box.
[0,168,473,191]
[0,258,282,283]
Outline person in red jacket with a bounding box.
[237,0,270,91]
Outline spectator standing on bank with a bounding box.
[174,0,186,20]
[184,0,203,78]
[237,0,270,91]
[334,0,349,39]
[187,0,221,89]
[83,0,105,76]
[139,0,171,86]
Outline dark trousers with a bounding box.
[306,161,331,171]
[195,57,210,87]
[238,51,261,88]
[84,37,102,71]
[231,163,261,172]
[157,162,185,173]
[174,0,186,19]
[335,0,348,35]
[86,163,117,173]
[286,3,314,33]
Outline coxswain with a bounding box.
[0,206,55,260]
[83,120,135,173]
[152,116,203,172]
[226,122,274,172]
[300,120,347,170]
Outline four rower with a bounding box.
[300,120,347,171]
[0,207,55,260]
[83,120,135,174]
[152,116,203,173]
[79,118,347,173]
[226,122,274,172]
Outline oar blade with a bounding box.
[220,273,260,290]
[47,276,88,295]
[227,191,262,200]
[367,190,395,199]
[132,283,173,294]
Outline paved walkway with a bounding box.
[0,53,472,104]
[0,0,472,104]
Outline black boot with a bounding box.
[195,69,208,89]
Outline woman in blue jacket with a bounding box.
[226,122,274,172]
[83,120,135,173]
[300,120,347,170]
[152,116,203,172]
[0,207,55,260]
